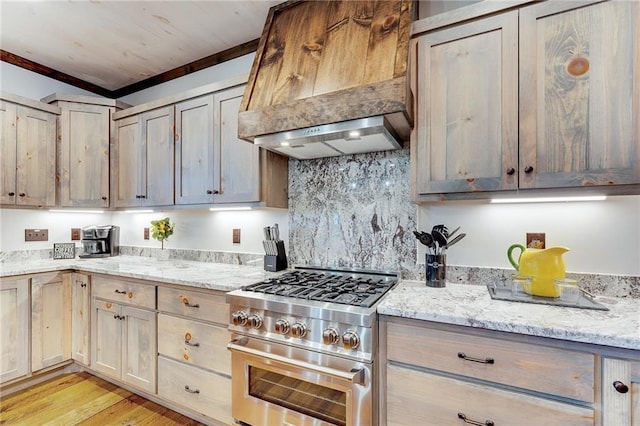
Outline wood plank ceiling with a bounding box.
[0,1,282,97]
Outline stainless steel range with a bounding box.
[226,266,398,426]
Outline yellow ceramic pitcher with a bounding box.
[507,244,570,297]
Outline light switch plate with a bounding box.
[233,229,241,244]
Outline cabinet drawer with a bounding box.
[386,322,595,402]
[158,286,228,324]
[158,313,230,375]
[92,276,155,309]
[157,355,232,424]
[387,364,594,425]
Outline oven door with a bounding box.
[228,336,372,426]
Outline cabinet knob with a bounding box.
[524,166,534,174]
[506,167,515,176]
[19,193,26,197]
[613,381,629,394]
[102,196,107,200]
[8,192,15,196]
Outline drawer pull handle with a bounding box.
[185,339,200,347]
[458,352,494,364]
[613,381,629,394]
[184,385,200,394]
[181,297,200,308]
[113,314,124,320]
[458,412,494,426]
[114,289,127,294]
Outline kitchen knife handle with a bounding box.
[457,352,495,364]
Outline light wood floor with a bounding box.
[0,372,205,425]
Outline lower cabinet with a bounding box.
[156,286,232,424]
[602,357,640,425]
[91,276,157,393]
[31,272,71,372]
[0,277,30,383]
[70,272,91,366]
[382,318,596,425]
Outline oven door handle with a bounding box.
[228,340,366,386]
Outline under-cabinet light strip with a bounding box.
[209,207,252,211]
[490,196,607,204]
[49,209,105,214]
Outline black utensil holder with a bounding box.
[426,254,446,287]
[264,241,288,272]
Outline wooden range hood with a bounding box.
[237,0,414,159]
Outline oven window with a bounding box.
[249,366,347,426]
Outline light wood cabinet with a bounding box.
[382,318,595,425]
[0,277,30,383]
[112,76,288,209]
[412,0,640,200]
[31,272,71,372]
[0,93,58,207]
[174,95,217,204]
[414,11,518,196]
[157,286,231,424]
[70,272,91,365]
[43,94,128,207]
[602,358,640,425]
[91,276,156,393]
[113,106,174,207]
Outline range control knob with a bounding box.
[274,319,290,335]
[322,328,340,345]
[342,330,360,350]
[247,314,263,329]
[291,322,308,338]
[231,311,248,327]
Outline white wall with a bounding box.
[0,208,288,255]
[418,195,640,276]
[0,62,97,99]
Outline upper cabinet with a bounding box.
[412,0,640,201]
[113,106,175,208]
[112,76,288,209]
[0,93,59,207]
[43,94,128,208]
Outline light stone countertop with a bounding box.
[378,280,640,351]
[0,255,282,292]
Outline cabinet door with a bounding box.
[31,272,71,371]
[91,299,121,380]
[175,95,216,204]
[0,278,29,383]
[602,358,640,425]
[114,115,143,207]
[15,106,56,206]
[0,101,18,205]
[58,102,111,207]
[415,11,518,195]
[214,85,261,203]
[519,0,640,189]
[121,305,156,393]
[71,272,91,365]
[142,106,175,206]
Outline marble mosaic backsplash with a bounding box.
[287,149,417,273]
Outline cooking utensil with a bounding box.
[432,224,448,239]
[443,233,466,250]
[432,230,448,254]
[447,226,461,240]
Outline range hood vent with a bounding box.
[238,0,414,160]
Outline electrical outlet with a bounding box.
[233,228,241,244]
[144,227,150,240]
[25,228,48,241]
[71,228,81,241]
[526,232,546,249]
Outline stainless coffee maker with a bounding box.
[80,225,119,258]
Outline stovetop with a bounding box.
[241,267,398,308]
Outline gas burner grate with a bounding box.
[242,269,397,307]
